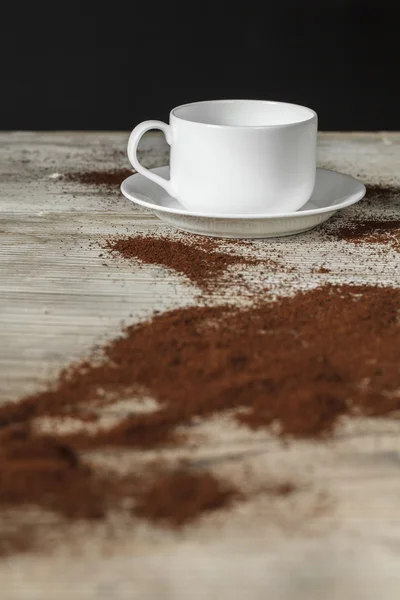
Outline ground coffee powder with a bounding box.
[366,184,400,199]
[64,169,134,188]
[1,284,399,442]
[105,234,263,292]
[0,423,234,523]
[325,219,400,252]
[0,424,105,519]
[0,424,237,555]
[0,284,399,555]
[135,470,238,527]
[61,283,398,445]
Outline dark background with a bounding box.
[2,0,399,131]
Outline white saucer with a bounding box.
[121,167,366,239]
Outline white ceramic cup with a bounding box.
[127,99,317,215]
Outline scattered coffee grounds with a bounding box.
[62,283,397,443]
[0,424,237,554]
[0,424,105,519]
[104,234,261,292]
[358,183,400,210]
[0,524,38,558]
[135,470,238,527]
[1,283,399,556]
[367,184,400,197]
[64,168,134,188]
[2,284,398,443]
[325,219,400,252]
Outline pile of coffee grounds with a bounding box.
[2,284,398,442]
[135,470,238,527]
[325,219,400,252]
[104,235,262,292]
[58,283,397,444]
[0,424,237,554]
[0,424,105,519]
[63,168,134,188]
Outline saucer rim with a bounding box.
[121,167,366,220]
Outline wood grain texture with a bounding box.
[0,132,400,600]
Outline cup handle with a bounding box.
[127,120,174,196]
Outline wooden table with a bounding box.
[1,132,400,600]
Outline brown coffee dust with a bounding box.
[0,424,238,555]
[134,470,238,527]
[0,283,399,556]
[326,219,400,252]
[0,422,236,525]
[63,168,134,188]
[0,424,105,520]
[56,283,398,443]
[322,183,400,251]
[366,183,400,199]
[105,235,263,292]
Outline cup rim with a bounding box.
[170,99,317,129]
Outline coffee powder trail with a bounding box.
[2,284,399,443]
[367,184,400,199]
[0,424,105,519]
[105,235,262,292]
[1,284,399,555]
[0,424,233,524]
[65,283,398,444]
[64,169,134,188]
[0,525,37,557]
[320,183,400,251]
[0,424,237,554]
[135,470,238,527]
[325,219,400,252]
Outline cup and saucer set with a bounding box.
[121,100,366,238]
